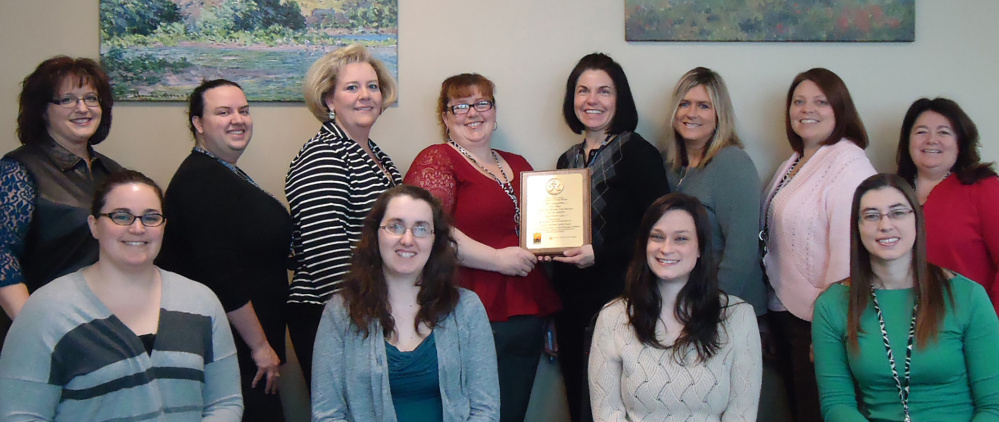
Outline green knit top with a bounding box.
[813,274,999,422]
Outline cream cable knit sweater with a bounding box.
[588,297,762,422]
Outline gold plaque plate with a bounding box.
[519,169,592,254]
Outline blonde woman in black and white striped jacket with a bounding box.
[285,44,401,386]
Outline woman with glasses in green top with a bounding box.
[813,173,999,421]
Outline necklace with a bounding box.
[760,155,802,253]
[870,290,917,422]
[914,171,951,195]
[448,140,521,235]
[361,140,398,188]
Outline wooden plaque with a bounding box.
[519,169,592,255]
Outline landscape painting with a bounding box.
[625,0,914,42]
[100,0,398,101]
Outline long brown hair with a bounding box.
[784,68,868,154]
[847,174,951,350]
[340,185,460,338]
[623,193,726,363]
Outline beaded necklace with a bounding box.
[448,140,520,235]
[760,155,802,252]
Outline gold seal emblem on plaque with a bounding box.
[546,178,564,195]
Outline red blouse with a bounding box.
[924,174,999,313]
[405,144,560,321]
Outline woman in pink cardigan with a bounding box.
[896,97,999,314]
[759,68,875,422]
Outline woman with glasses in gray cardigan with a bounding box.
[311,185,499,422]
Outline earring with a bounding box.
[328,109,336,121]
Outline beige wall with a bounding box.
[0,1,996,420]
[1,1,997,199]
[0,0,999,420]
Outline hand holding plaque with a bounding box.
[519,169,591,255]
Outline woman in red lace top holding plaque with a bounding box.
[404,73,560,422]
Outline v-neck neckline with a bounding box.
[76,270,164,356]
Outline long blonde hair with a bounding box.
[664,67,742,171]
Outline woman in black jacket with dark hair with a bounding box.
[157,79,291,421]
[550,52,669,422]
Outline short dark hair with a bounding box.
[341,185,461,338]
[847,174,950,350]
[91,169,164,216]
[785,68,868,154]
[17,56,114,146]
[562,53,638,135]
[187,79,243,139]
[437,73,496,141]
[896,97,996,185]
[622,192,725,363]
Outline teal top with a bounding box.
[386,331,443,422]
[813,275,999,422]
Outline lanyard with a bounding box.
[760,155,801,252]
[870,290,917,422]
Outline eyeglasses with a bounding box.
[859,208,914,225]
[51,94,100,109]
[379,222,434,238]
[448,100,494,115]
[98,211,166,227]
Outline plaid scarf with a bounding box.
[563,132,631,248]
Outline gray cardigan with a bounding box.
[311,288,500,422]
[666,146,766,315]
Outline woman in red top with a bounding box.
[405,73,560,422]
[896,97,999,312]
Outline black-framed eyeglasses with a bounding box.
[448,100,494,115]
[51,94,100,109]
[859,208,914,225]
[379,222,434,238]
[98,211,166,227]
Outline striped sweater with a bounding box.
[285,121,401,305]
[0,268,242,421]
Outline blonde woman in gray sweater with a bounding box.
[663,67,765,316]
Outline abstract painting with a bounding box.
[626,0,914,42]
[100,0,398,101]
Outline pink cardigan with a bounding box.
[761,140,876,321]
